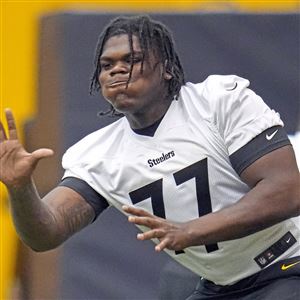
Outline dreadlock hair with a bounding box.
[90,15,185,117]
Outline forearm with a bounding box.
[8,178,63,251]
[184,177,300,247]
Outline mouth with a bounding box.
[108,80,129,88]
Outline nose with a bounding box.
[110,61,129,76]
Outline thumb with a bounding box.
[31,148,54,162]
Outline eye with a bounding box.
[133,56,142,63]
[133,57,142,63]
[100,62,112,70]
[125,56,142,64]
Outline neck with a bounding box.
[125,98,172,129]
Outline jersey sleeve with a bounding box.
[60,131,112,220]
[229,125,291,175]
[203,75,285,155]
[59,177,109,221]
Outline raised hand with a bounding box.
[122,205,191,252]
[0,108,54,189]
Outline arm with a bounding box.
[9,183,95,252]
[123,145,300,252]
[0,109,94,251]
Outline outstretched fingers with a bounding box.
[31,148,54,163]
[32,148,54,158]
[122,205,153,217]
[128,215,162,228]
[5,109,18,140]
[155,239,170,252]
[0,121,8,141]
[137,231,172,252]
[137,228,165,240]
[122,205,185,252]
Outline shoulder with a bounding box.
[180,75,283,154]
[180,75,252,109]
[181,75,250,95]
[178,75,252,120]
[202,74,250,92]
[62,117,127,166]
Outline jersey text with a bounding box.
[148,151,175,167]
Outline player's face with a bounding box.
[99,34,171,127]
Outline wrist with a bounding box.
[8,177,38,200]
[182,220,203,248]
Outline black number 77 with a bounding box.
[129,159,219,253]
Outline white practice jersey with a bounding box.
[62,75,300,285]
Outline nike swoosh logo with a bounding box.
[281,261,300,270]
[266,129,278,140]
[226,82,238,91]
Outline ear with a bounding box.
[164,72,172,80]
[163,60,172,80]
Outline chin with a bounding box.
[111,95,138,113]
[114,104,137,115]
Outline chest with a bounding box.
[92,120,246,222]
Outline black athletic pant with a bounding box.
[186,256,300,300]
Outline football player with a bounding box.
[1,15,299,299]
